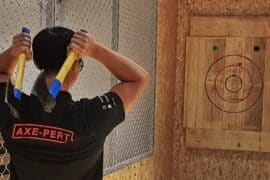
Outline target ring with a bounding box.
[224,75,243,93]
[205,55,263,113]
[215,65,253,103]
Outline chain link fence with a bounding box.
[0,0,157,178]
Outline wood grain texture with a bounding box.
[185,36,265,132]
[153,0,178,180]
[186,128,266,152]
[191,16,270,37]
[174,0,270,179]
[262,39,270,131]
[224,37,264,131]
[184,15,269,152]
[184,37,226,129]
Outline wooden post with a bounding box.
[154,0,178,180]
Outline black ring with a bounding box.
[205,55,264,113]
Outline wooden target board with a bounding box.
[184,17,270,152]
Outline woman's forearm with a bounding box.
[70,32,149,112]
[92,43,149,83]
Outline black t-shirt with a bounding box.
[0,82,125,180]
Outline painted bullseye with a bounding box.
[214,65,253,103]
[205,55,263,113]
[225,75,242,93]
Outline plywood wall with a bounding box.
[104,157,153,180]
[174,1,270,179]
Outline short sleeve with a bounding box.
[78,92,125,138]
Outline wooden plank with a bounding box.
[241,38,265,131]
[184,37,203,128]
[224,37,264,131]
[223,38,245,130]
[191,16,270,37]
[183,38,194,128]
[201,38,225,129]
[185,36,265,131]
[186,128,261,152]
[262,39,270,131]
[261,132,270,152]
[184,37,225,128]
[186,128,238,150]
[152,1,178,180]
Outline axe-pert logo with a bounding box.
[12,124,74,144]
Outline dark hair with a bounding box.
[32,26,74,73]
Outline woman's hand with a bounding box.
[9,32,32,60]
[0,33,32,75]
[67,31,97,59]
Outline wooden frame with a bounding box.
[184,17,270,152]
